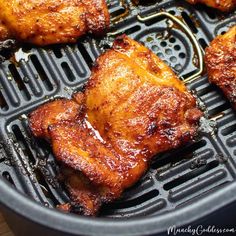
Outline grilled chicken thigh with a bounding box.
[0,0,109,45]
[205,26,236,109]
[29,35,202,215]
[85,36,202,160]
[186,0,236,11]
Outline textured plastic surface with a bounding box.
[0,0,235,221]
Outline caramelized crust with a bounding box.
[205,26,236,109]
[49,121,122,192]
[0,0,109,45]
[29,35,202,215]
[86,35,202,159]
[29,96,84,139]
[186,0,236,11]
[58,167,103,216]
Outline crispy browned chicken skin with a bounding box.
[205,26,236,109]
[29,35,202,215]
[186,0,236,11]
[0,0,110,45]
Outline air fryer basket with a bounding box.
[0,0,235,235]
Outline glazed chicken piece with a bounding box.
[186,0,236,11]
[0,0,109,45]
[205,26,236,109]
[29,35,202,215]
[29,97,84,140]
[29,94,122,215]
[85,35,202,161]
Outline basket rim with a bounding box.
[0,177,235,236]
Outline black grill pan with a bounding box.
[0,0,235,235]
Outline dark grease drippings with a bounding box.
[0,39,18,63]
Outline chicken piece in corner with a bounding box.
[186,0,236,12]
[0,0,110,45]
[205,26,236,109]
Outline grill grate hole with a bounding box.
[218,27,229,36]
[111,8,126,18]
[152,140,207,169]
[124,25,141,35]
[51,45,63,58]
[197,84,215,96]
[163,160,219,190]
[160,41,167,47]
[21,45,32,52]
[2,171,15,186]
[34,139,52,158]
[221,123,236,136]
[179,52,186,59]
[181,12,198,33]
[107,190,159,209]
[208,102,231,116]
[61,62,76,82]
[204,8,217,20]
[198,38,208,49]
[30,55,53,91]
[77,43,93,67]
[12,124,36,165]
[133,0,159,6]
[0,91,8,110]
[168,10,176,15]
[220,30,226,35]
[34,168,60,206]
[8,64,31,101]
[169,37,176,44]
